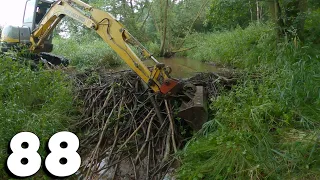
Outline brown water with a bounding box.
[112,57,218,79]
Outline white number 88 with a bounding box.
[7,132,41,177]
[7,131,81,177]
[45,131,81,177]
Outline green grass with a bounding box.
[182,23,275,68]
[0,56,76,178]
[177,23,320,179]
[52,34,122,71]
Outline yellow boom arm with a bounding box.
[30,0,180,94]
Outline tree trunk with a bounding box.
[297,0,308,40]
[284,0,308,40]
[249,0,253,21]
[270,0,308,41]
[260,3,263,21]
[256,0,260,22]
[120,0,127,21]
[160,0,169,56]
[269,0,285,39]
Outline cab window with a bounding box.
[23,0,36,23]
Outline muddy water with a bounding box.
[112,57,218,78]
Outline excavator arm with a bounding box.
[30,0,179,94]
[30,0,207,130]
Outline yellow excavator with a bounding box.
[0,0,207,130]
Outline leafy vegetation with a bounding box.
[182,23,274,67]
[206,0,259,30]
[177,10,320,180]
[52,34,122,71]
[56,0,210,57]
[0,56,76,178]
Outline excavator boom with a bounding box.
[30,0,178,94]
[29,0,208,130]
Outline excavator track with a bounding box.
[39,52,69,66]
[0,51,69,68]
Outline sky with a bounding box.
[0,0,26,26]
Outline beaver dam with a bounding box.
[69,69,235,179]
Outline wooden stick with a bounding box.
[84,100,120,179]
[165,100,177,153]
[116,110,155,153]
[134,113,155,163]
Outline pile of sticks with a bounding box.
[71,70,226,179]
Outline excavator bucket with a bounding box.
[178,86,208,130]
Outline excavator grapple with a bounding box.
[178,86,208,130]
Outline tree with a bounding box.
[206,0,259,31]
[150,0,210,56]
[54,0,210,56]
[269,0,308,40]
[55,0,151,40]
[159,0,169,56]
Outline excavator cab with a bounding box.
[0,0,53,52]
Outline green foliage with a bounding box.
[52,35,122,70]
[309,0,320,9]
[56,0,153,42]
[268,0,309,40]
[57,0,211,54]
[207,0,252,30]
[304,8,320,43]
[170,0,210,35]
[184,23,275,67]
[178,23,320,179]
[149,0,210,53]
[146,41,161,56]
[0,56,75,178]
